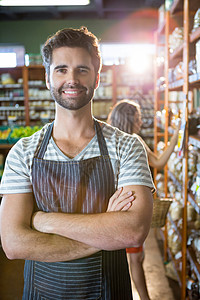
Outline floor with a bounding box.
[0,228,180,300]
[132,228,180,300]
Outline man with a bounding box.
[0,27,154,300]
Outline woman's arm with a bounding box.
[139,120,180,170]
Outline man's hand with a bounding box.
[106,188,135,212]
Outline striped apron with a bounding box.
[23,120,132,300]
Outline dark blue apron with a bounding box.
[23,120,132,300]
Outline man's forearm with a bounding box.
[3,226,100,262]
[33,210,139,250]
[33,186,153,251]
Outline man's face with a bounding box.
[46,46,99,111]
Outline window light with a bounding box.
[0,0,90,6]
[0,53,17,67]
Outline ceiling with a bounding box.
[0,0,164,21]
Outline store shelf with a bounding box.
[168,73,200,90]
[169,44,183,61]
[154,1,200,298]
[0,83,23,89]
[168,25,200,66]
[93,98,112,102]
[167,246,182,286]
[168,212,182,241]
[189,135,200,148]
[170,0,183,15]
[187,246,200,283]
[0,144,13,149]
[188,193,200,215]
[190,27,200,43]
[0,106,25,111]
[0,97,24,101]
[168,170,182,190]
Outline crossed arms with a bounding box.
[0,185,153,262]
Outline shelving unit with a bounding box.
[27,65,54,126]
[113,64,154,148]
[0,67,27,126]
[154,1,200,299]
[93,64,115,120]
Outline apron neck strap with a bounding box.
[35,122,54,158]
[94,119,109,156]
[35,119,109,159]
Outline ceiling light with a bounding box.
[0,0,90,6]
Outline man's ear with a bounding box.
[95,73,100,89]
[45,73,50,90]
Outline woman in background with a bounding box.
[107,99,180,300]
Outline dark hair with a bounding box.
[41,26,102,79]
[107,99,141,134]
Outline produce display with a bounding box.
[10,126,41,139]
[0,126,41,144]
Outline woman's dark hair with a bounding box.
[41,26,102,80]
[107,99,141,134]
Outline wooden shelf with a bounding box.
[189,135,200,148]
[168,170,182,190]
[187,246,200,283]
[188,192,200,214]
[170,44,183,60]
[167,213,182,241]
[190,27,200,43]
[93,98,112,102]
[170,0,183,15]
[167,73,200,90]
[0,144,13,149]
[0,84,23,89]
[154,2,200,298]
[167,246,182,286]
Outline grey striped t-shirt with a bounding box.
[0,121,155,195]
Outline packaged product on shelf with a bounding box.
[194,214,200,230]
[196,39,200,74]
[158,4,165,28]
[192,8,200,31]
[1,73,15,85]
[26,53,43,65]
[174,61,184,80]
[169,27,183,53]
[169,200,183,222]
[188,59,197,75]
[187,204,196,222]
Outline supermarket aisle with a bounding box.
[0,229,179,300]
[131,228,178,300]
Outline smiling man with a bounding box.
[0,27,154,300]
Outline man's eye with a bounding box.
[79,68,88,73]
[58,69,67,73]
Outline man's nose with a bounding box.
[67,70,79,85]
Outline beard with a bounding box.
[50,82,96,111]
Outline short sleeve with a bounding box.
[117,134,155,192]
[0,142,33,195]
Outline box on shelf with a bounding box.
[0,127,11,144]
